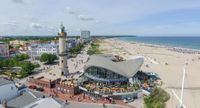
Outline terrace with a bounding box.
[80,81,140,95]
[55,79,79,95]
[79,71,161,98]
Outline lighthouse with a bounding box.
[58,24,68,76]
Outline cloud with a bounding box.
[2,0,200,35]
[30,23,42,30]
[46,26,57,32]
[2,21,17,27]
[65,7,95,22]
[66,7,78,15]
[11,0,26,4]
[23,15,38,21]
[78,14,94,21]
[29,23,57,34]
[95,20,100,23]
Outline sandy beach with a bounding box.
[99,38,200,108]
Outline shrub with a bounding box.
[144,87,170,108]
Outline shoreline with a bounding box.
[113,38,200,55]
[99,38,200,108]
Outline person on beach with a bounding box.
[103,103,106,108]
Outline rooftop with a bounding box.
[7,92,37,108]
[0,41,6,44]
[0,78,13,86]
[85,55,144,78]
[30,43,58,48]
[7,91,63,108]
[33,66,65,81]
[25,97,62,108]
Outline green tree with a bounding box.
[20,62,35,77]
[0,54,36,78]
[33,63,40,68]
[69,43,84,54]
[0,61,3,68]
[40,53,57,64]
[9,45,14,49]
[144,87,170,108]
[15,54,29,61]
[76,36,80,39]
[2,60,10,67]
[87,42,101,55]
[8,59,15,67]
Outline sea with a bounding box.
[115,36,200,51]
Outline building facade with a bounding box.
[29,44,58,59]
[0,42,9,58]
[67,39,77,49]
[9,40,28,46]
[56,81,79,95]
[6,92,64,108]
[81,30,90,39]
[78,55,144,99]
[0,78,27,102]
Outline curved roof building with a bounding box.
[84,55,144,80]
[79,55,144,99]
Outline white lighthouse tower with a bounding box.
[58,24,68,76]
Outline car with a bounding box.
[123,99,128,103]
[123,97,134,103]
[29,85,37,89]
[36,87,44,92]
[111,100,116,104]
[127,97,134,102]
[133,96,138,99]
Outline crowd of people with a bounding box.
[168,47,200,54]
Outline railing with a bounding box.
[84,73,128,82]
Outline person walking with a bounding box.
[103,103,106,108]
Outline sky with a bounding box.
[1,0,200,36]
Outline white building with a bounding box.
[9,40,28,46]
[0,78,27,102]
[81,30,90,39]
[25,97,63,108]
[6,91,64,108]
[29,43,58,59]
[0,42,9,58]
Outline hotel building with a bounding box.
[29,43,58,59]
[80,30,91,43]
[0,42,9,58]
[81,30,90,39]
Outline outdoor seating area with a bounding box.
[55,79,80,95]
[83,82,138,94]
[58,79,78,88]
